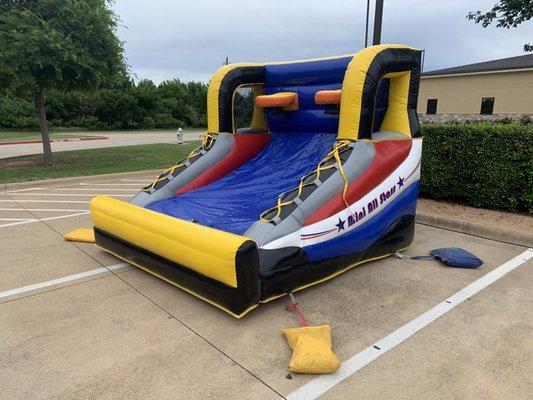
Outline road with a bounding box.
[0,130,203,159]
[0,171,531,399]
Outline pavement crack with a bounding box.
[7,193,286,399]
[5,191,287,398]
[110,272,287,400]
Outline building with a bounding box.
[418,54,533,121]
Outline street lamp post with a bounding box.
[365,0,370,47]
[372,0,384,45]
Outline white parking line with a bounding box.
[32,188,137,192]
[287,248,533,400]
[0,200,90,204]
[0,262,129,300]
[6,193,131,197]
[0,208,87,212]
[0,211,89,228]
[120,179,152,182]
[80,183,142,186]
[4,187,44,193]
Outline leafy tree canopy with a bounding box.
[0,0,126,94]
[467,0,533,52]
[0,0,126,162]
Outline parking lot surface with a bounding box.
[0,172,531,399]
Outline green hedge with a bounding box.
[421,122,533,213]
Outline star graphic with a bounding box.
[397,176,405,188]
[335,218,346,232]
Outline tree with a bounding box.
[0,0,126,163]
[467,0,533,52]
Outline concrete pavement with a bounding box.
[0,130,203,159]
[0,172,531,399]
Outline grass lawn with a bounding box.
[0,142,200,183]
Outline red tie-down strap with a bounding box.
[285,293,308,327]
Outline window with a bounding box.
[480,97,495,115]
[426,99,437,115]
[233,86,255,131]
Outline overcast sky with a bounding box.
[112,0,533,83]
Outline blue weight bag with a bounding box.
[411,247,483,269]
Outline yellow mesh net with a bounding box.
[142,133,217,193]
[259,139,354,224]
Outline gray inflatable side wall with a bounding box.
[130,134,235,207]
[245,140,376,246]
[244,131,409,247]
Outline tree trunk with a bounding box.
[36,90,53,164]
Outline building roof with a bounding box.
[423,54,533,77]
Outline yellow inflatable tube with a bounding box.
[90,196,250,288]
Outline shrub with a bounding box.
[69,115,104,129]
[0,95,38,128]
[421,122,533,213]
[153,113,179,128]
[48,118,64,127]
[0,78,209,131]
[519,114,532,124]
[142,116,155,129]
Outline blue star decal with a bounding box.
[335,218,346,232]
[397,176,405,188]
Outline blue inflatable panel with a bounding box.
[304,181,420,262]
[146,132,336,235]
[266,109,341,134]
[264,57,352,87]
[264,57,352,134]
[262,59,390,134]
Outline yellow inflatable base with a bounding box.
[64,228,95,243]
[282,325,340,374]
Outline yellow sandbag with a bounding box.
[64,228,95,243]
[282,325,340,374]
[283,325,332,349]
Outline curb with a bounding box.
[416,212,533,248]
[0,136,108,146]
[1,169,161,193]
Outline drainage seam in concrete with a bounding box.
[109,270,287,400]
[7,193,286,400]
